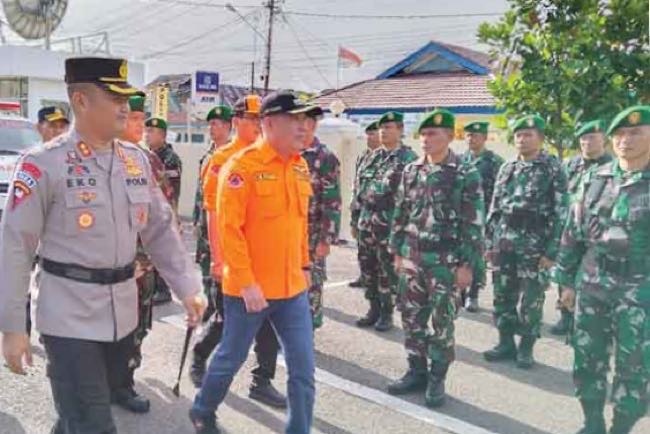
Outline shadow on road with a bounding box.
[0,413,26,434]
[322,306,574,396]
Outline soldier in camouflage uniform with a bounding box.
[387,109,484,408]
[300,106,342,329]
[193,105,233,318]
[483,115,569,369]
[550,119,613,336]
[349,120,381,288]
[145,117,183,304]
[554,105,650,434]
[109,96,177,413]
[356,112,418,332]
[461,121,504,312]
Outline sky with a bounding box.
[1,0,509,91]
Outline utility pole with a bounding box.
[263,0,276,93]
[250,61,255,93]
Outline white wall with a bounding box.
[26,78,69,122]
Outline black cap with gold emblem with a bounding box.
[65,57,144,97]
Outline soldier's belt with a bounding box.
[598,256,646,277]
[41,258,136,285]
[502,210,542,231]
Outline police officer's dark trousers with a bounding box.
[42,332,135,434]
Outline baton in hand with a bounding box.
[172,325,194,397]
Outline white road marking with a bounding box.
[159,279,498,434]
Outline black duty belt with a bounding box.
[40,258,135,285]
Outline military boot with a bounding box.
[387,355,428,395]
[609,409,639,434]
[356,299,380,327]
[424,363,449,408]
[112,387,150,414]
[550,309,573,335]
[374,302,394,332]
[575,399,606,434]
[483,331,517,362]
[516,335,536,369]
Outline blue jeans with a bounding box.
[192,291,315,434]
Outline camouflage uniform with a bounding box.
[153,142,182,298]
[129,147,176,378]
[194,146,216,312]
[461,149,504,301]
[555,161,650,432]
[565,153,613,200]
[351,148,380,290]
[390,151,484,367]
[301,138,342,329]
[359,145,418,312]
[486,151,568,338]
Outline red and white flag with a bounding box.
[338,46,362,68]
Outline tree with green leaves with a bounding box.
[479,0,649,158]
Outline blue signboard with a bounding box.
[195,71,219,93]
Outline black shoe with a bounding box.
[112,388,150,414]
[464,297,479,313]
[189,354,207,388]
[550,309,573,336]
[387,356,428,395]
[374,314,393,332]
[152,290,172,305]
[424,363,449,408]
[349,277,365,288]
[483,332,517,362]
[516,336,536,369]
[356,299,380,327]
[249,379,287,409]
[189,409,220,434]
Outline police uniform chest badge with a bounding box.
[78,191,97,204]
[119,61,128,80]
[77,142,92,158]
[527,118,535,127]
[124,156,143,177]
[628,111,641,125]
[434,114,443,125]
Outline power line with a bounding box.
[282,10,504,20]
[150,0,261,8]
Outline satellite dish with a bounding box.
[2,0,68,46]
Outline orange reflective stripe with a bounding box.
[217,139,312,300]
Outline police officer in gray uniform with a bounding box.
[0,57,206,434]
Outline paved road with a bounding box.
[1,239,648,434]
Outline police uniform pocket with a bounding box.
[254,180,283,217]
[63,190,105,236]
[126,188,152,231]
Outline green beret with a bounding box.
[575,119,606,138]
[512,114,545,133]
[145,117,167,130]
[364,121,379,133]
[464,121,489,135]
[606,105,650,135]
[418,109,455,132]
[378,111,404,125]
[206,105,233,122]
[128,96,145,113]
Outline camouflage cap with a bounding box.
[206,105,234,122]
[364,120,379,133]
[606,105,650,135]
[512,114,545,133]
[378,111,404,125]
[128,95,145,113]
[575,119,606,138]
[145,117,168,130]
[418,109,455,132]
[464,121,489,135]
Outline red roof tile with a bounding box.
[314,72,495,111]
